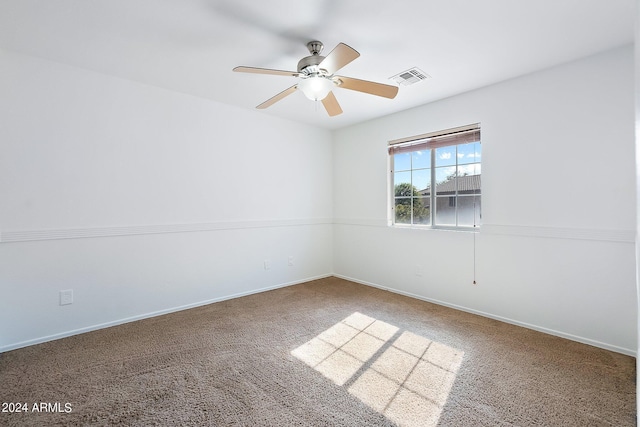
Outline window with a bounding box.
[389,124,481,229]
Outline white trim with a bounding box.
[3,272,634,357]
[333,273,636,357]
[333,218,389,227]
[481,223,635,243]
[333,218,635,243]
[0,218,333,243]
[0,274,332,353]
[4,219,629,243]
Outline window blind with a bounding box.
[388,123,480,154]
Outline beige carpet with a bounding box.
[0,277,635,426]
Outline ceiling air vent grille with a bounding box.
[390,67,430,86]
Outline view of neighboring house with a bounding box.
[418,174,481,226]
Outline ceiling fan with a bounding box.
[233,41,399,117]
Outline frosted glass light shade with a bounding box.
[298,76,333,101]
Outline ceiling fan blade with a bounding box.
[321,91,343,117]
[336,76,399,99]
[233,66,299,77]
[256,85,298,109]
[319,43,360,74]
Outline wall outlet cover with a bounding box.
[60,289,73,305]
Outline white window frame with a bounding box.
[388,124,481,230]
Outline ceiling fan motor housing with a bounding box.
[297,56,326,76]
[298,40,328,76]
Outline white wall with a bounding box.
[2,45,636,357]
[0,49,333,352]
[333,45,637,355]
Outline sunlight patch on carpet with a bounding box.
[291,312,464,427]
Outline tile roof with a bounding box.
[420,174,481,195]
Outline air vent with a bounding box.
[390,67,430,86]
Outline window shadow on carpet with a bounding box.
[291,312,464,427]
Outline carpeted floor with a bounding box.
[0,277,636,426]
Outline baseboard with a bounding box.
[0,273,332,354]
[4,272,633,357]
[333,274,636,357]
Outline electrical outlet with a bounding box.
[60,289,73,306]
[415,265,423,277]
[288,256,294,266]
[264,260,271,270]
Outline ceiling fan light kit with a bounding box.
[298,75,334,101]
[233,41,399,117]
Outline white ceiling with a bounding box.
[0,0,635,130]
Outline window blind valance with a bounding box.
[388,123,480,154]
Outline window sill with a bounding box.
[390,224,480,233]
